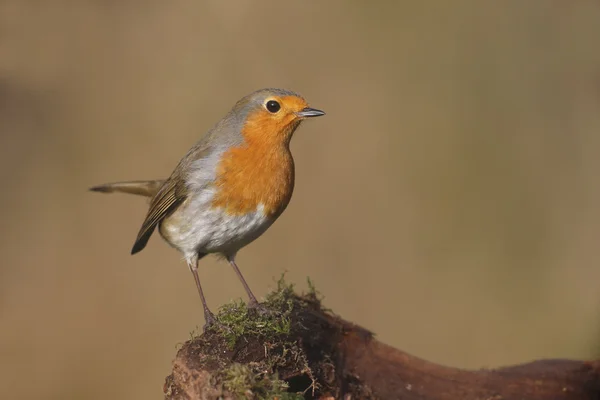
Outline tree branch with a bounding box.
[163,281,600,399]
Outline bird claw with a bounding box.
[202,311,219,332]
[247,300,271,317]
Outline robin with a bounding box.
[90,88,325,328]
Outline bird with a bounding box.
[90,88,325,328]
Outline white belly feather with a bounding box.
[158,188,273,258]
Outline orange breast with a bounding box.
[210,116,297,217]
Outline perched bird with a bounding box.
[90,88,325,328]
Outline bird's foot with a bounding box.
[247,299,271,317]
[202,310,218,332]
[202,310,233,336]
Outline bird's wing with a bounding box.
[129,136,223,255]
[130,177,187,254]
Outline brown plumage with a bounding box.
[89,180,164,197]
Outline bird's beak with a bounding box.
[296,107,325,118]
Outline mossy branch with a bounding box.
[163,279,600,399]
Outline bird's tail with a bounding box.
[89,180,165,198]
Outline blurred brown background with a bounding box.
[1,1,599,399]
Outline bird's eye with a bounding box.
[265,100,281,113]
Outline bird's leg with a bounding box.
[188,255,215,330]
[226,255,263,310]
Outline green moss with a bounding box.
[209,276,296,349]
[222,363,304,400]
[306,277,319,300]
